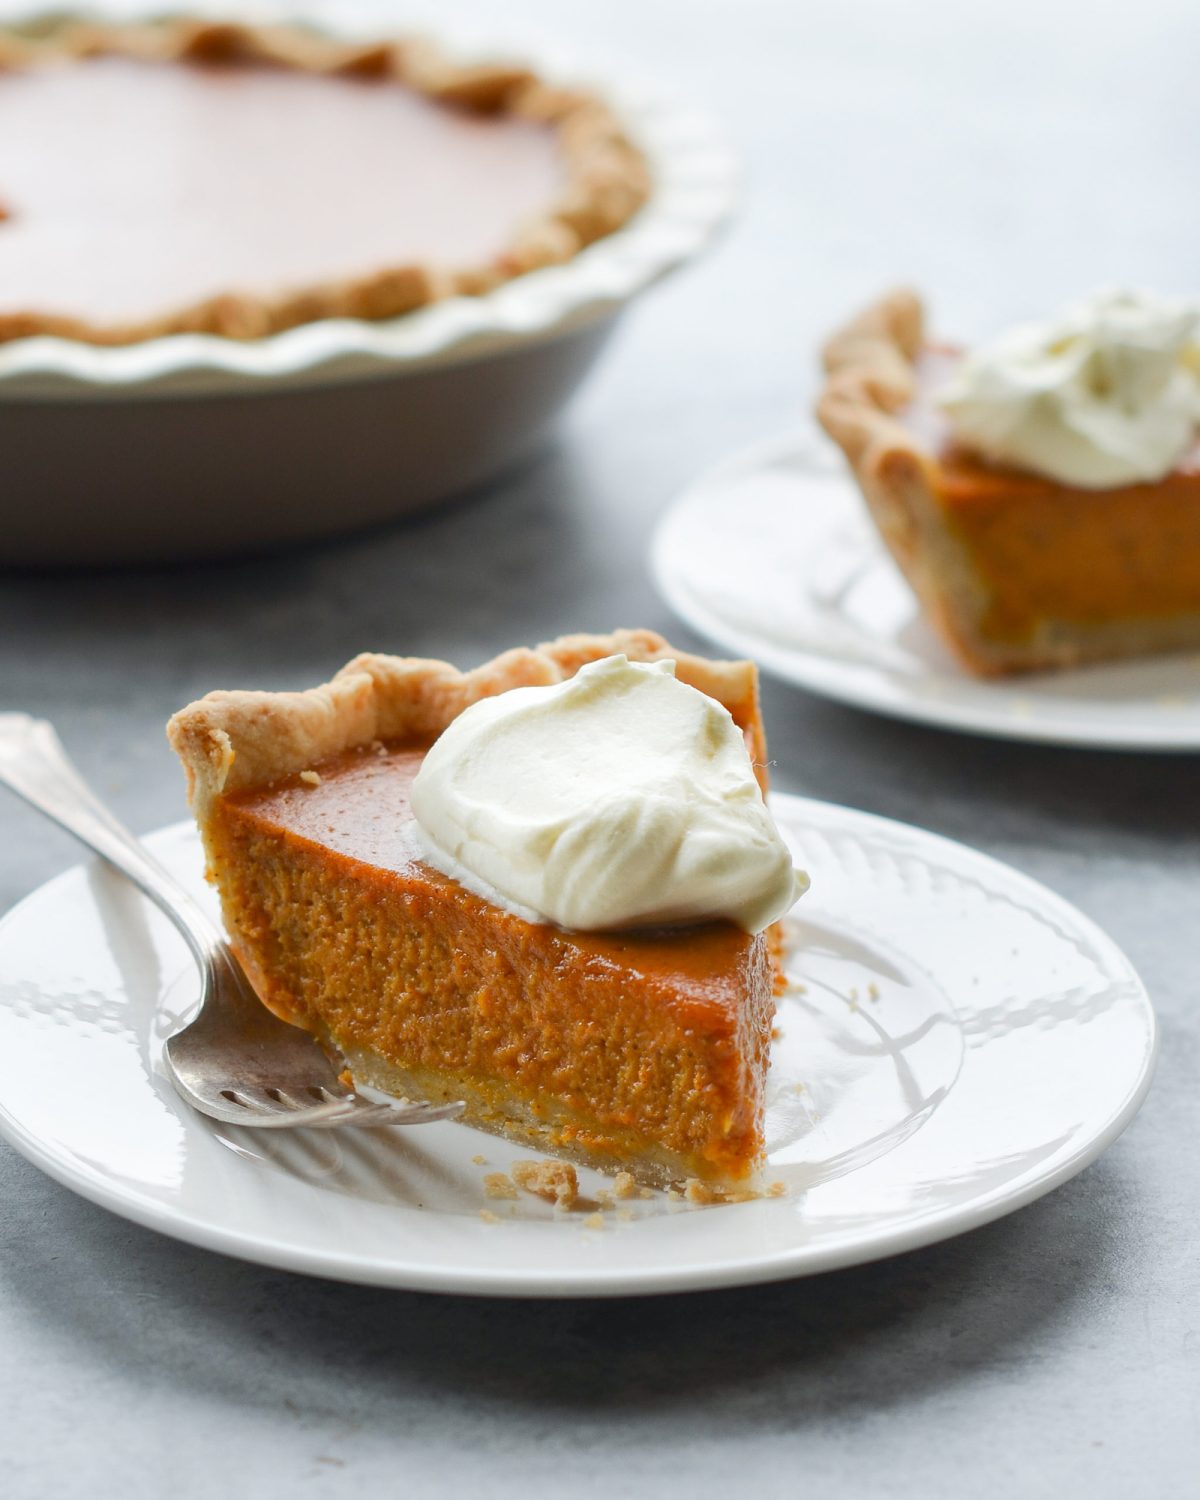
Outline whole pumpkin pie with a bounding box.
[817,289,1200,675]
[167,631,796,1187]
[0,16,649,346]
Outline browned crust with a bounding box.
[0,16,651,347]
[818,288,923,455]
[166,628,768,823]
[815,289,1002,671]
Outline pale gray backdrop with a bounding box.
[1,2,1197,1496]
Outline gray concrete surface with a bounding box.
[1,2,1198,1495]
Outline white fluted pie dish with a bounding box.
[0,9,736,564]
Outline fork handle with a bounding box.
[0,713,223,967]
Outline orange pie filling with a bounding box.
[910,350,1200,649]
[204,744,774,1186]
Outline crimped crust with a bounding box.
[335,1042,753,1191]
[815,289,1003,671]
[0,16,651,347]
[817,288,925,467]
[167,628,768,823]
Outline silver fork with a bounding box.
[0,713,464,1131]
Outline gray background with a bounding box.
[2,1,1198,1495]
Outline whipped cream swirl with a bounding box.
[937,288,1200,488]
[410,654,808,934]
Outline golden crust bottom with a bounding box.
[338,1046,758,1190]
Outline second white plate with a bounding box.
[652,430,1200,750]
[0,800,1155,1296]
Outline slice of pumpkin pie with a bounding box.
[167,630,806,1187]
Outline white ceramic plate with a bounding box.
[652,431,1200,750]
[0,800,1155,1296]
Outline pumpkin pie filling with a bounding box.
[168,632,785,1187]
[909,350,1200,646]
[0,55,563,329]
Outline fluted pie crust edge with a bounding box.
[0,16,651,347]
[167,628,767,821]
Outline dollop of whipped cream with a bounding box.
[410,654,808,935]
[937,288,1200,487]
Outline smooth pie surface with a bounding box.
[0,55,564,325]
